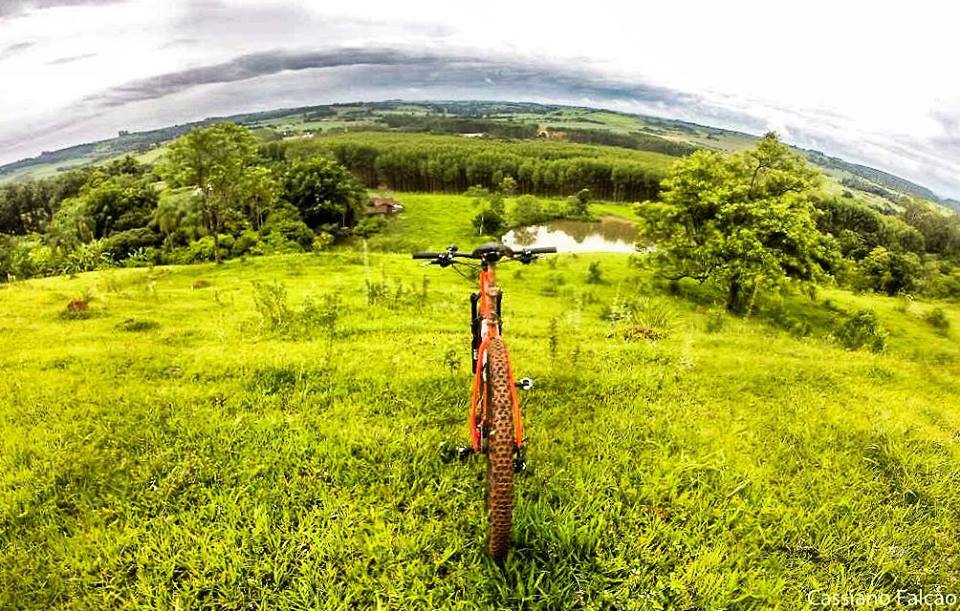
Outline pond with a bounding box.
[501,217,640,253]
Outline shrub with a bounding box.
[312,233,334,253]
[923,308,950,336]
[301,293,341,337]
[102,228,162,260]
[472,206,506,235]
[252,281,343,339]
[250,232,305,256]
[252,281,293,332]
[232,230,261,256]
[586,261,603,284]
[508,195,547,226]
[260,203,315,250]
[601,295,676,338]
[60,239,113,275]
[835,309,887,352]
[857,247,923,296]
[354,215,387,238]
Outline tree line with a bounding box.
[0,123,370,279]
[2,124,959,306]
[274,132,672,202]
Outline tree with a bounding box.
[240,166,280,230]
[901,200,960,257]
[508,195,546,226]
[640,133,829,313]
[466,186,506,235]
[567,188,591,216]
[282,157,365,231]
[162,123,259,263]
[857,246,923,296]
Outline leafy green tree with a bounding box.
[508,195,546,226]
[857,246,923,296]
[466,186,506,235]
[240,166,280,230]
[567,188,591,216]
[282,157,365,232]
[641,133,829,313]
[162,122,259,262]
[901,200,960,257]
[499,175,518,196]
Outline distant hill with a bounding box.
[802,149,948,207]
[1,100,951,211]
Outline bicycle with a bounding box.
[413,242,557,559]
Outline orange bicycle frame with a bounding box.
[468,263,523,453]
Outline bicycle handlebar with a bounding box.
[412,244,557,262]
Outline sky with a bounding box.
[0,0,957,198]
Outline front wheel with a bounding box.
[483,337,515,560]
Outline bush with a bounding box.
[232,230,261,256]
[835,309,887,352]
[857,247,923,296]
[586,261,603,284]
[301,293,340,337]
[923,308,950,335]
[60,239,113,275]
[282,156,366,229]
[509,195,547,226]
[260,204,315,251]
[601,295,676,338]
[312,233,334,253]
[354,215,387,238]
[180,236,218,263]
[472,206,506,235]
[101,228,162,260]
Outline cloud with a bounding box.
[0,41,36,55]
[46,52,97,65]
[83,47,701,111]
[0,0,127,19]
[2,42,957,199]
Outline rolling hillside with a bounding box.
[2,191,959,607]
[2,101,952,212]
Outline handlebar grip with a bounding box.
[412,252,440,259]
[527,247,558,254]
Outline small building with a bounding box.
[367,196,404,215]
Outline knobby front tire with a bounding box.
[483,337,515,560]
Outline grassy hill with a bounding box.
[2,100,951,212]
[2,195,960,608]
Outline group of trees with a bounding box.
[641,133,960,311]
[4,123,960,309]
[0,123,369,280]
[279,133,667,202]
[551,127,698,157]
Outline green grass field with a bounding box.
[3,188,960,607]
[358,193,641,253]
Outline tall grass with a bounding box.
[1,225,960,607]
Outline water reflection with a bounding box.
[502,217,639,253]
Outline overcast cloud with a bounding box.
[0,0,956,197]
